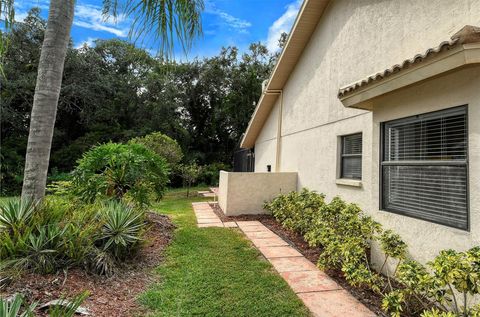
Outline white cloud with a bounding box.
[266,0,301,52]
[205,0,251,34]
[74,4,129,37]
[13,11,28,22]
[13,1,129,37]
[75,37,97,49]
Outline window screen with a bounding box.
[341,133,362,179]
[381,106,468,230]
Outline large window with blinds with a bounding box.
[341,133,362,180]
[381,106,468,230]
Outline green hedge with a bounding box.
[264,189,480,317]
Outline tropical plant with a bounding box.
[0,294,36,317]
[0,198,95,277]
[71,142,169,206]
[129,132,183,166]
[95,201,145,260]
[20,0,203,202]
[0,198,36,234]
[47,291,89,317]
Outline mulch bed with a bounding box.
[210,203,388,317]
[1,212,175,317]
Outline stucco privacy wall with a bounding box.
[255,102,279,172]
[368,66,480,266]
[253,0,480,264]
[218,171,297,216]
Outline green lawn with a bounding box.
[140,188,310,317]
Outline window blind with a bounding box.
[341,133,362,179]
[381,106,468,230]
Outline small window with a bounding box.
[340,133,362,180]
[381,105,468,230]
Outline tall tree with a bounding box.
[20,0,203,201]
[21,0,75,200]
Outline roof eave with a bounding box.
[240,0,331,149]
[339,43,480,110]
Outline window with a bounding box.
[340,133,362,179]
[381,106,468,230]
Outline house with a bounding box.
[218,0,480,267]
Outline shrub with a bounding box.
[264,189,325,235]
[266,188,480,316]
[0,199,96,275]
[383,248,480,316]
[129,132,183,166]
[95,201,144,260]
[306,197,382,290]
[71,142,169,207]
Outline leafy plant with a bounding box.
[0,294,37,317]
[197,162,230,186]
[72,142,169,207]
[384,247,480,316]
[178,163,202,197]
[95,201,145,260]
[47,291,89,317]
[129,132,183,166]
[0,198,36,234]
[264,189,325,235]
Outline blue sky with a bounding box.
[15,0,301,59]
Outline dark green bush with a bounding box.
[129,132,183,166]
[197,162,230,186]
[71,142,169,207]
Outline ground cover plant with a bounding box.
[264,189,480,317]
[140,188,310,317]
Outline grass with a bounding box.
[140,188,310,317]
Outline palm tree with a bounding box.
[18,0,203,201]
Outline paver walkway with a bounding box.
[192,202,376,317]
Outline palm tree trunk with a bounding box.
[21,0,75,201]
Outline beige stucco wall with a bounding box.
[253,0,480,265]
[369,66,480,266]
[218,171,297,216]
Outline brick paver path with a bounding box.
[192,202,376,316]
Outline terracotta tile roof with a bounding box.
[338,25,480,98]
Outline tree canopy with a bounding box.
[0,9,281,195]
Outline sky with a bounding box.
[14,0,302,59]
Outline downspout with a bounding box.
[263,90,283,172]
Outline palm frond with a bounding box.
[102,0,203,58]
